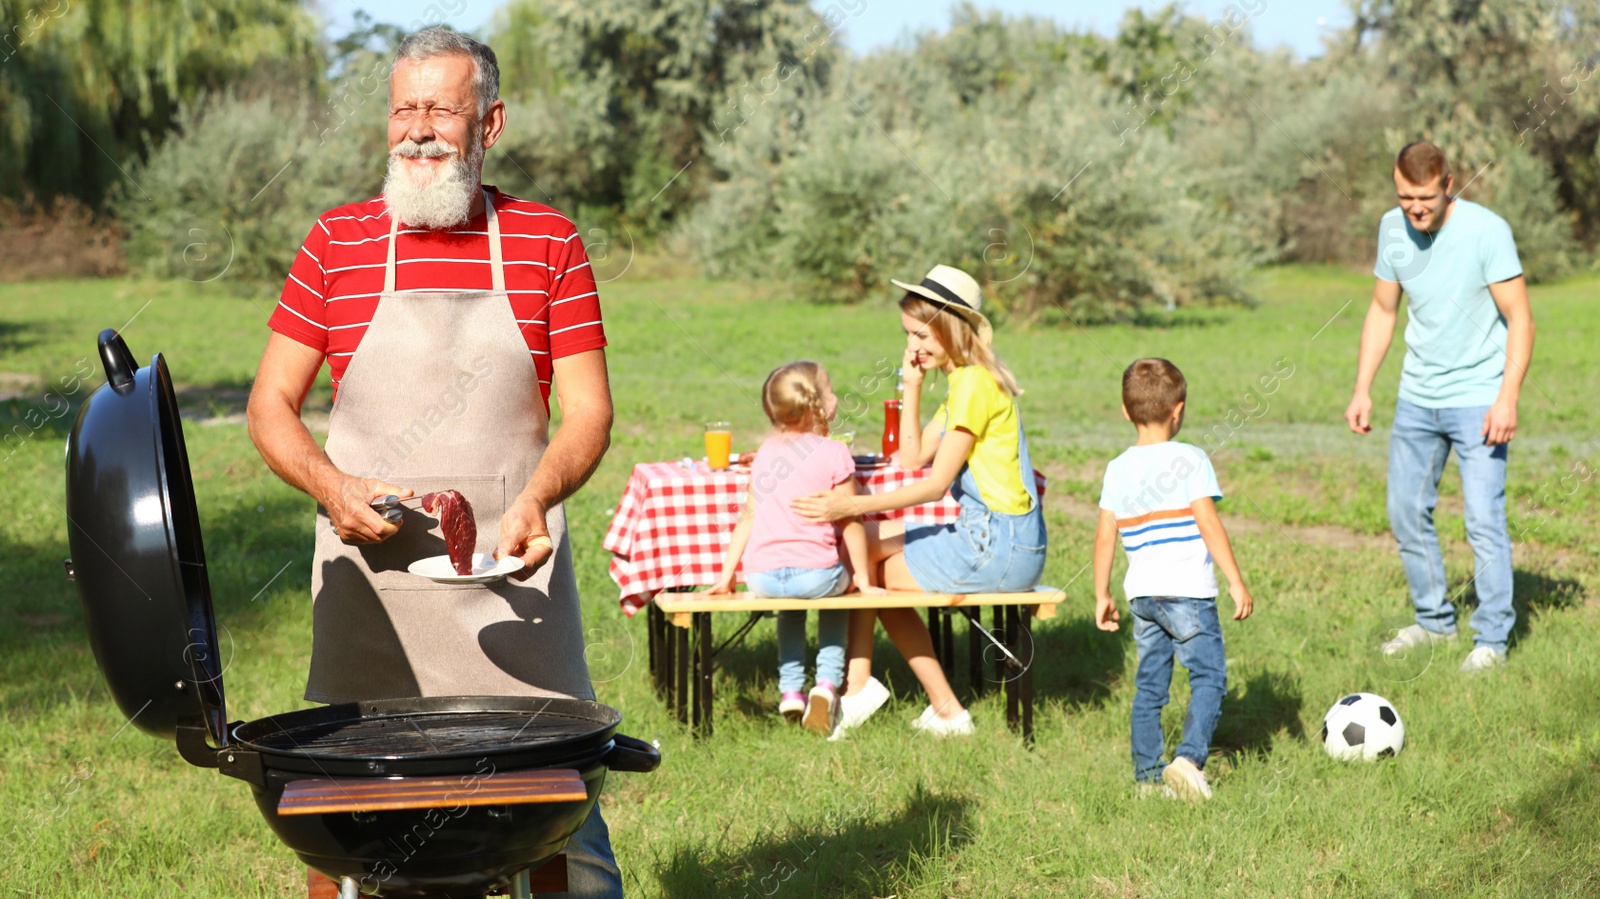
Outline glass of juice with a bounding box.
[704,422,733,470]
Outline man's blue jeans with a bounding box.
[1129,596,1226,783]
[1387,400,1514,653]
[559,805,623,897]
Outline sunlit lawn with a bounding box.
[1,264,1597,896]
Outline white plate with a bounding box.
[407,553,524,584]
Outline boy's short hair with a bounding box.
[1122,358,1187,425]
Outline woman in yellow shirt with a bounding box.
[793,265,1046,737]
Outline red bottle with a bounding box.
[882,400,902,459]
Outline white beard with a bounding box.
[382,135,485,230]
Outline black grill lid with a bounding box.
[65,330,226,746]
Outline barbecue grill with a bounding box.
[63,330,659,897]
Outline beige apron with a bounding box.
[306,190,593,703]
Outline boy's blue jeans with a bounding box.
[746,564,849,692]
[1129,596,1226,783]
[1387,400,1514,653]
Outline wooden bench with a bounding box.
[645,588,1060,743]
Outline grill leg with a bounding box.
[338,877,359,899]
[511,869,532,899]
[675,620,690,725]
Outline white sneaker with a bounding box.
[1162,757,1213,801]
[1460,645,1506,673]
[909,704,975,738]
[1136,782,1176,800]
[828,677,890,741]
[1380,624,1457,658]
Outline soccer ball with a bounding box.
[1321,693,1404,761]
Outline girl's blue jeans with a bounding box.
[1129,596,1227,783]
[746,564,849,692]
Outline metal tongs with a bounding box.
[369,494,424,523]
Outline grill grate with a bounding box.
[246,710,605,758]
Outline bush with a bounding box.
[116,86,384,289]
[684,11,1270,321]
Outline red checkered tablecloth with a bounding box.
[602,461,1045,614]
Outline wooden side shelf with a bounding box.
[279,768,587,816]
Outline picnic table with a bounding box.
[603,459,1052,741]
[602,459,1046,612]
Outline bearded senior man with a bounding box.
[1345,141,1535,674]
[246,28,624,896]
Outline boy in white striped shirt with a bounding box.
[1093,358,1255,801]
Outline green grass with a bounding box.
[2,265,1597,897]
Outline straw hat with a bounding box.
[890,264,994,345]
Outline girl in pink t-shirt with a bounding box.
[708,361,884,735]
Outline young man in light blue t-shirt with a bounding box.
[1094,358,1255,801]
[1345,141,1536,673]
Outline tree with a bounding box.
[1346,0,1600,260]
[486,0,841,232]
[0,0,322,206]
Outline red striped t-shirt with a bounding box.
[269,187,605,411]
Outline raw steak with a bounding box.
[421,490,476,576]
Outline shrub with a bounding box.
[684,12,1270,321]
[116,87,384,289]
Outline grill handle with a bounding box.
[98,328,138,392]
[601,733,660,773]
[176,721,221,769]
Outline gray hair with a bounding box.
[392,27,500,118]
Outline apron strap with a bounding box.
[383,209,400,294]
[484,189,506,293]
[382,189,507,293]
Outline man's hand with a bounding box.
[1483,397,1517,445]
[1230,581,1254,621]
[325,476,411,544]
[1346,281,1401,437]
[1094,592,1121,632]
[1344,391,1374,435]
[496,494,555,581]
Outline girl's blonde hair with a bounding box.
[762,361,830,436]
[899,295,1022,396]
